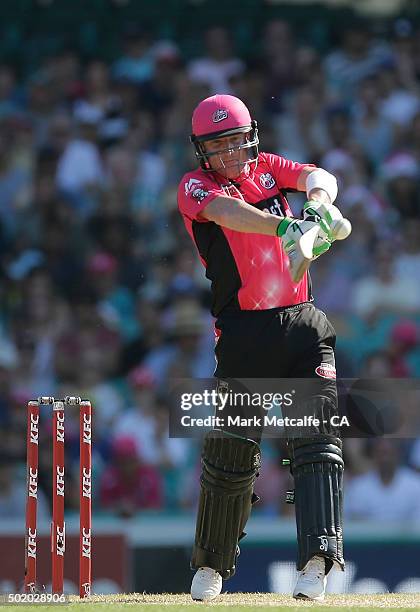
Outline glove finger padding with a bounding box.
[304,201,352,242]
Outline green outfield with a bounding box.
[5,593,420,611]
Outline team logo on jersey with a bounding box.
[212,109,228,123]
[184,178,202,196]
[260,173,275,189]
[192,187,209,202]
[315,363,336,380]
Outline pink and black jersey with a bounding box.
[178,152,314,316]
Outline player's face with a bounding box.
[203,133,249,179]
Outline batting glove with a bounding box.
[303,200,352,242]
[277,217,332,283]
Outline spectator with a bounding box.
[378,65,420,129]
[47,48,82,103]
[352,76,394,167]
[113,364,162,465]
[395,220,420,281]
[112,26,155,84]
[346,439,420,522]
[11,267,70,396]
[275,85,329,163]
[26,70,62,147]
[386,320,419,377]
[187,26,245,94]
[0,130,32,236]
[100,436,164,516]
[0,64,21,117]
[85,251,139,341]
[55,293,121,385]
[138,41,182,124]
[352,245,420,320]
[0,459,49,519]
[55,111,105,213]
[145,299,214,385]
[114,365,189,472]
[74,59,116,121]
[380,152,420,219]
[258,19,297,113]
[324,22,393,102]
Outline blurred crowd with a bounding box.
[1,15,420,522]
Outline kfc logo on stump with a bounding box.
[260,172,275,189]
[212,108,228,123]
[81,528,91,559]
[315,362,336,379]
[30,413,39,445]
[56,411,64,443]
[27,528,37,559]
[82,467,92,499]
[28,468,38,499]
[83,412,92,445]
[56,525,65,556]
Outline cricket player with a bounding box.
[177,94,351,601]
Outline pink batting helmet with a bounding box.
[192,94,252,138]
[190,94,259,174]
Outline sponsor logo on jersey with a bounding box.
[259,172,275,189]
[315,362,336,379]
[212,109,228,123]
[255,193,289,217]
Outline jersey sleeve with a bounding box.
[178,172,225,222]
[261,152,315,190]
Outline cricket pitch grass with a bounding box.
[74,593,420,611]
[7,593,419,611]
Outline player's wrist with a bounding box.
[305,168,338,204]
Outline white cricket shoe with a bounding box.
[293,555,327,601]
[191,567,222,601]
